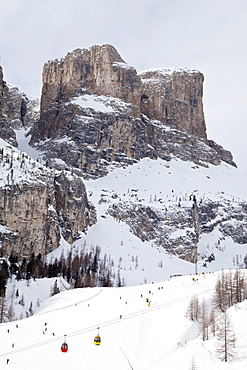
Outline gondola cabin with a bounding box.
[94,335,101,345]
[61,342,68,352]
[61,335,68,352]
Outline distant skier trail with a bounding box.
[0,286,214,358]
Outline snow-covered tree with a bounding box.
[7,299,15,322]
[19,294,25,307]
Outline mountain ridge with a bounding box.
[0,45,246,270]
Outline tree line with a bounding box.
[0,244,124,299]
[186,269,247,364]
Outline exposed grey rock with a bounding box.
[107,195,247,263]
[0,145,96,257]
[0,65,39,144]
[29,44,236,178]
[0,46,242,264]
[139,67,206,138]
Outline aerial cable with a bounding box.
[0,286,214,358]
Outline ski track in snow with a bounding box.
[1,272,247,369]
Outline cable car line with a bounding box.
[0,286,214,358]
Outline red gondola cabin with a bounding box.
[61,342,68,352]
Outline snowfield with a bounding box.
[1,271,247,369]
[1,130,247,369]
[50,156,247,287]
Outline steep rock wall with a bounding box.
[0,173,96,257]
[38,44,142,140]
[0,144,96,257]
[0,65,39,144]
[29,44,235,178]
[139,68,207,138]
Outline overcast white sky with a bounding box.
[0,0,246,172]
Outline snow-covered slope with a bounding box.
[1,132,246,287]
[1,271,247,369]
[47,156,247,286]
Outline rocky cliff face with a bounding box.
[0,67,96,258]
[0,46,242,265]
[0,65,39,144]
[29,44,236,179]
[139,68,206,138]
[101,184,247,263]
[0,66,17,145]
[40,45,142,115]
[0,143,96,258]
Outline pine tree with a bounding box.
[0,296,7,323]
[15,289,19,298]
[216,312,235,362]
[0,260,9,297]
[29,302,33,315]
[19,294,25,307]
[244,254,247,269]
[51,279,60,296]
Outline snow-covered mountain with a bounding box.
[1,43,247,285]
[51,155,247,286]
[1,43,247,369]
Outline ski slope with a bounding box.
[1,271,247,369]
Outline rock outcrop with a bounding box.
[40,45,142,116]
[0,65,39,143]
[0,143,96,257]
[0,66,17,145]
[139,68,206,138]
[29,44,236,178]
[106,192,247,263]
[0,45,241,264]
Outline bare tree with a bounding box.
[216,311,236,362]
[233,269,246,304]
[213,270,228,312]
[209,309,216,337]
[200,298,209,341]
[186,295,200,321]
[214,269,247,312]
[189,356,198,370]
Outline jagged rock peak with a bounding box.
[0,65,40,147]
[46,44,130,68]
[41,44,141,110]
[30,44,236,177]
